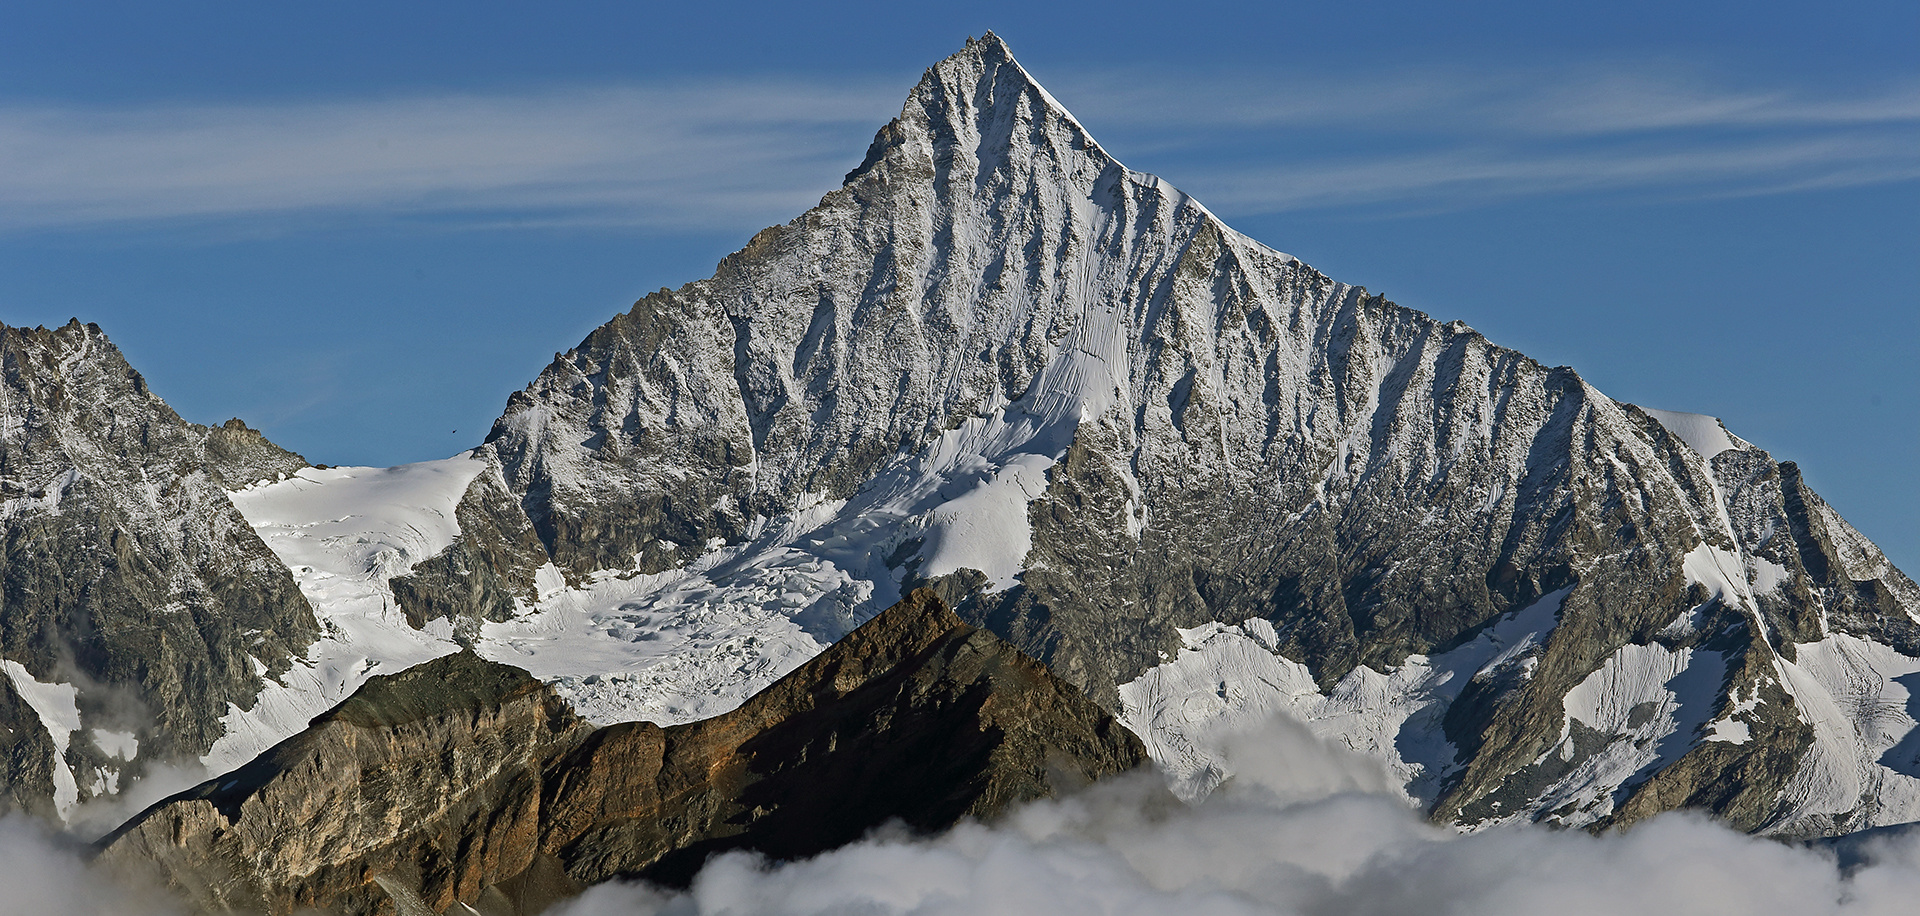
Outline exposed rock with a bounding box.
[389,459,549,631]
[541,587,1147,889]
[0,319,317,820]
[98,650,585,915]
[97,590,1149,914]
[436,34,1920,835]
[197,416,309,489]
[0,671,60,818]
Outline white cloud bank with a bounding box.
[556,714,1920,916]
[0,66,1913,236]
[3,713,1919,914]
[0,817,179,916]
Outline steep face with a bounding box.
[0,320,316,821]
[388,460,549,631]
[98,650,590,915]
[542,588,1148,890]
[98,591,1148,914]
[480,33,1137,580]
[424,35,1919,834]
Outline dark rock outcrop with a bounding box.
[0,320,316,820]
[97,590,1149,914]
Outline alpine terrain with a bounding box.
[99,590,1146,914]
[0,320,315,822]
[2,30,1917,887]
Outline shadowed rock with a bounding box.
[97,589,1149,914]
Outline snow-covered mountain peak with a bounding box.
[885,30,1109,171]
[154,35,1920,842]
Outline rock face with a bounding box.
[387,463,549,631]
[396,34,1920,836]
[97,590,1149,914]
[0,320,315,820]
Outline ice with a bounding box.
[229,453,486,588]
[475,551,857,726]
[1769,633,1920,833]
[1540,643,1727,823]
[209,454,487,773]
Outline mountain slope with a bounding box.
[0,319,316,821]
[97,590,1147,915]
[105,33,1918,840]
[391,34,1919,836]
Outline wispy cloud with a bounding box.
[1052,65,1920,135]
[0,82,899,234]
[0,64,1914,235]
[1179,135,1920,213]
[1053,64,1920,217]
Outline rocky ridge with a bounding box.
[0,319,315,821]
[97,589,1148,914]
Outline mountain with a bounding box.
[0,319,316,821]
[392,32,1915,835]
[5,32,1916,844]
[97,590,1148,915]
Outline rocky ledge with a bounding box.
[97,589,1149,915]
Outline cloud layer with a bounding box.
[0,65,1914,236]
[1054,66,1920,214]
[554,714,1920,916]
[0,81,899,234]
[5,712,1920,914]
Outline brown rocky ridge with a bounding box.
[95,588,1150,915]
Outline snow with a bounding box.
[0,467,81,520]
[476,551,857,725]
[1117,587,1745,827]
[1707,719,1752,744]
[2,660,82,818]
[1683,542,1756,612]
[229,454,485,590]
[1641,407,1738,460]
[1750,557,1791,595]
[1539,643,1727,823]
[210,455,486,773]
[1769,633,1920,833]
[91,730,138,759]
[1119,588,1571,805]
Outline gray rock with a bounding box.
[0,320,317,820]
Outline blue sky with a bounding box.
[0,1,1914,572]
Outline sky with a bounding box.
[0,1,1913,571]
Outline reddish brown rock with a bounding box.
[97,590,1150,914]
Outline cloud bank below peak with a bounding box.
[558,714,1920,916]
